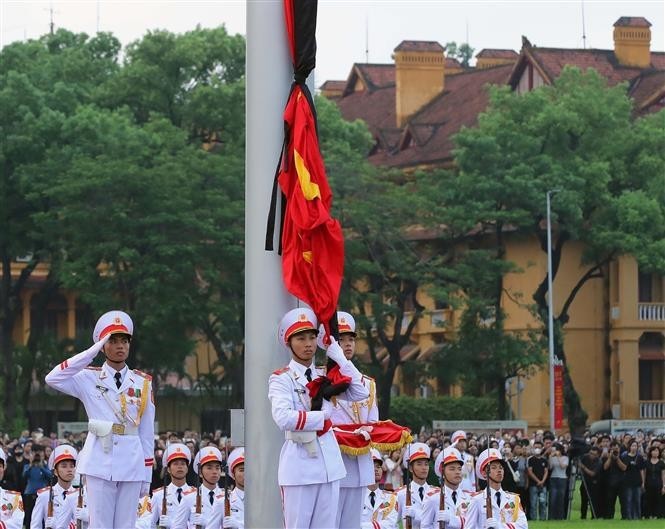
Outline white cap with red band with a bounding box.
[451,430,467,445]
[370,448,383,462]
[162,443,192,467]
[93,310,134,343]
[48,445,78,470]
[227,447,244,476]
[434,446,464,478]
[404,442,431,466]
[476,448,503,477]
[194,446,223,471]
[278,308,318,347]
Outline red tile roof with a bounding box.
[395,41,445,53]
[445,57,464,70]
[477,49,519,59]
[319,80,346,92]
[614,16,651,28]
[629,70,665,114]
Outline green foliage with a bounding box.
[391,395,497,433]
[445,41,475,68]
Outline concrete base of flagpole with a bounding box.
[245,1,295,527]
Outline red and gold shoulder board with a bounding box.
[85,366,102,371]
[183,489,196,496]
[396,485,406,492]
[6,489,22,495]
[152,486,163,493]
[471,490,483,497]
[427,488,440,496]
[272,366,290,375]
[133,369,152,381]
[37,486,51,494]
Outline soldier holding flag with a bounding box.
[45,310,155,529]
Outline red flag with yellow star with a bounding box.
[274,0,344,338]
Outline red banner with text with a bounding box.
[554,362,564,430]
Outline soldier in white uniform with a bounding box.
[45,310,155,529]
[138,443,195,528]
[396,443,434,529]
[268,307,369,529]
[451,431,476,493]
[208,447,245,529]
[172,446,225,529]
[420,446,473,529]
[465,449,528,529]
[59,476,89,529]
[0,447,25,529]
[327,311,379,529]
[31,445,78,529]
[361,449,398,529]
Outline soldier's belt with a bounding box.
[111,423,138,435]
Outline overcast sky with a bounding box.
[2,1,663,86]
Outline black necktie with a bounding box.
[114,372,122,389]
[419,486,424,501]
[305,368,312,382]
[176,487,182,503]
[496,491,501,507]
[209,489,214,505]
[63,491,67,501]
[369,490,375,508]
[452,490,457,505]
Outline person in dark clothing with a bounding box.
[4,444,27,492]
[643,445,664,519]
[527,441,549,520]
[602,441,627,519]
[579,446,602,519]
[22,448,53,529]
[621,439,645,519]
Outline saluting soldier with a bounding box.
[208,447,245,529]
[396,443,434,529]
[327,311,379,529]
[420,446,473,529]
[361,449,398,529]
[139,443,195,529]
[45,310,155,529]
[31,445,78,529]
[171,446,225,529]
[0,447,25,529]
[465,449,528,529]
[268,307,369,529]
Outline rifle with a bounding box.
[485,487,494,529]
[76,475,85,529]
[438,478,446,529]
[194,471,202,529]
[404,458,413,529]
[223,441,231,519]
[158,461,169,529]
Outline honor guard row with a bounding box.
[45,310,155,529]
[0,448,24,529]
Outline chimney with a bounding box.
[613,17,652,68]
[393,41,445,127]
[475,49,519,69]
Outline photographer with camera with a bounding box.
[602,440,626,519]
[527,440,549,520]
[22,447,53,528]
[548,443,569,519]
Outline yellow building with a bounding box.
[325,16,665,427]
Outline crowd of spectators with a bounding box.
[2,425,664,527]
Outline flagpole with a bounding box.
[246,1,294,527]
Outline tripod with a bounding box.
[567,457,597,520]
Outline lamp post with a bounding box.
[546,190,559,433]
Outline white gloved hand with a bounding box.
[321,398,333,420]
[86,333,110,356]
[75,507,90,522]
[159,514,172,528]
[140,482,151,497]
[403,505,415,518]
[436,510,451,523]
[45,516,55,529]
[485,517,498,529]
[222,515,236,529]
[191,512,206,528]
[325,338,346,365]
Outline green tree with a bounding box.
[453,66,665,432]
[445,41,475,68]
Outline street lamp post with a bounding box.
[546,190,558,433]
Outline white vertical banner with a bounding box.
[245,1,295,526]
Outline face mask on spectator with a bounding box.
[534,448,542,455]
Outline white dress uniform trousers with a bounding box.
[45,342,155,529]
[420,485,472,529]
[396,481,433,529]
[360,487,398,529]
[0,487,25,529]
[464,488,528,529]
[269,357,369,529]
[331,375,378,529]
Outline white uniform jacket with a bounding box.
[45,345,155,483]
[268,358,369,486]
[460,453,476,493]
[361,487,398,529]
[396,481,434,529]
[171,486,223,529]
[207,488,244,529]
[420,485,472,529]
[464,488,528,529]
[57,486,88,529]
[139,483,195,528]
[330,374,378,488]
[0,487,24,529]
[31,483,74,529]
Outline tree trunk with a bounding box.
[377,362,397,420]
[497,377,507,420]
[557,333,588,434]
[1,252,17,429]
